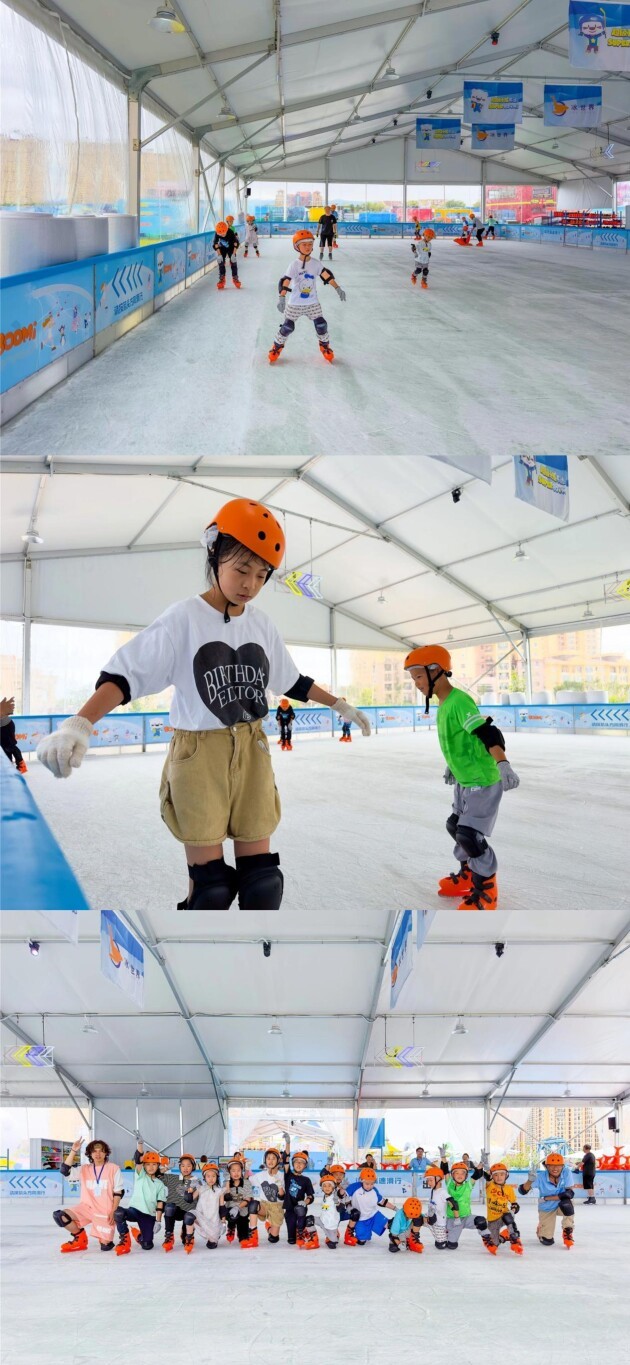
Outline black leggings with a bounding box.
[115,1204,157,1248]
[217,248,238,279]
[1,722,23,767]
[284,1202,307,1244]
[320,232,333,250]
[280,721,292,741]
[164,1203,196,1236]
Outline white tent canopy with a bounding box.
[11,0,630,186]
[2,456,629,659]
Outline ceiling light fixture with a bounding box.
[149,7,186,34]
[21,532,44,545]
[447,629,454,642]
[28,940,40,957]
[82,1015,98,1034]
[382,63,398,81]
[583,603,593,619]
[514,542,529,561]
[268,1018,282,1036]
[140,1081,149,1096]
[564,1086,572,1098]
[452,1016,468,1036]
[377,592,386,604]
[422,1083,430,1097]
[220,101,236,119]
[282,1086,290,1098]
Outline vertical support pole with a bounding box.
[128,91,142,223]
[483,1097,491,1157]
[352,1101,359,1165]
[219,163,225,219]
[480,159,486,222]
[193,139,201,232]
[22,558,32,713]
[179,1098,184,1155]
[523,631,533,703]
[325,157,329,211]
[402,134,407,224]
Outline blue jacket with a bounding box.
[527,1166,574,1211]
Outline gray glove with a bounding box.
[443,767,456,785]
[411,243,417,254]
[336,288,346,302]
[498,760,520,791]
[277,296,286,313]
[438,1144,447,1160]
[527,1168,537,1183]
[480,1149,489,1167]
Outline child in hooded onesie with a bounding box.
[54,1137,124,1253]
[519,1153,576,1249]
[343,1167,396,1246]
[190,1163,223,1247]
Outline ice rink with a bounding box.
[3,238,629,461]
[1,1199,627,1365]
[26,730,629,916]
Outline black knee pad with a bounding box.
[474,1216,488,1232]
[279,318,295,339]
[446,812,459,841]
[165,1202,177,1218]
[501,1212,516,1228]
[558,1197,574,1217]
[114,1207,127,1226]
[388,1237,400,1252]
[53,1209,74,1228]
[305,1215,315,1228]
[349,1207,361,1222]
[314,315,328,337]
[454,824,489,861]
[247,1200,260,1216]
[236,853,283,910]
[411,1217,423,1230]
[183,1211,196,1226]
[186,858,238,911]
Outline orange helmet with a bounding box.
[279,698,290,710]
[490,1162,509,1182]
[450,1161,469,1179]
[246,214,255,222]
[293,228,314,253]
[292,1150,309,1168]
[423,228,436,240]
[359,1167,377,1184]
[404,645,452,674]
[202,1162,220,1178]
[179,1153,196,1168]
[228,1156,245,1174]
[544,1152,565,1166]
[215,221,228,235]
[403,1197,423,1218]
[424,1165,444,1181]
[226,215,235,224]
[321,1173,337,1187]
[329,1164,346,1183]
[204,498,285,571]
[263,1147,281,1163]
[141,1151,162,1166]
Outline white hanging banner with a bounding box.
[463,81,523,124]
[390,911,414,1008]
[428,455,492,483]
[100,910,144,1007]
[514,456,570,521]
[569,2,630,71]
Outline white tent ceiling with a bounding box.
[2,455,629,649]
[2,908,629,1113]
[15,0,630,184]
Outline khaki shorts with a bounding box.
[258,1200,285,1227]
[159,720,281,845]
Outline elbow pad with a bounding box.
[278,276,290,293]
[95,670,131,706]
[517,1184,529,1196]
[285,673,314,703]
[473,717,505,752]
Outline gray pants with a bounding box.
[450,781,502,877]
[275,301,329,347]
[447,1214,485,1246]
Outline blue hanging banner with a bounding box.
[100,910,144,1007]
[514,456,570,522]
[569,2,630,71]
[416,117,461,148]
[463,80,523,124]
[471,123,516,151]
[390,911,414,1008]
[543,83,603,125]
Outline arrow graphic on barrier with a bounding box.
[590,706,630,726]
[9,1173,50,1192]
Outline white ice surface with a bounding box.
[1,1199,628,1365]
[26,730,629,915]
[3,239,629,459]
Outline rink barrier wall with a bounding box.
[12,703,630,754]
[2,222,627,422]
[1,1167,628,1201]
[0,752,89,912]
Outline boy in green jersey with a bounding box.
[440,1156,488,1249]
[404,645,520,910]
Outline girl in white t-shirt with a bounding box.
[191,1163,223,1248]
[269,228,346,365]
[36,498,370,911]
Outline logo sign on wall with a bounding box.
[463,81,523,123]
[390,910,414,1008]
[0,264,94,394]
[569,2,630,71]
[471,124,516,151]
[155,241,186,294]
[100,910,144,1007]
[416,118,461,148]
[415,160,441,171]
[3,1045,54,1067]
[514,455,570,521]
[544,83,603,125]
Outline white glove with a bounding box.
[335,699,371,737]
[527,1168,537,1183]
[36,715,93,779]
[498,760,520,791]
[443,767,456,785]
[277,295,286,313]
[336,287,346,302]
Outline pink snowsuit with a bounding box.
[69,1162,124,1243]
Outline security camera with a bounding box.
[451,487,462,504]
[393,117,398,127]
[263,940,271,958]
[491,30,499,45]
[28,939,41,956]
[495,942,506,958]
[426,89,432,100]
[371,137,376,144]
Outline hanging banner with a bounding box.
[428,454,492,483]
[416,117,461,148]
[514,456,570,521]
[471,123,516,151]
[390,911,414,1008]
[100,910,144,1007]
[463,81,523,124]
[544,83,603,125]
[416,909,436,948]
[569,2,630,71]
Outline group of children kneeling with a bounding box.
[53,1138,577,1258]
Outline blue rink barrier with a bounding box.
[13,702,630,755]
[1,1166,628,1201]
[0,752,89,911]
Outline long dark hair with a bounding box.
[205,533,274,588]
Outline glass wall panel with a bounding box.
[140,106,195,241]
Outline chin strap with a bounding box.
[424,666,444,714]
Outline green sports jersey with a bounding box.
[446,1175,473,1218]
[131,1168,168,1216]
[436,688,500,788]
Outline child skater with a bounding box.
[36,498,370,912]
[190,1162,223,1248]
[519,1152,576,1249]
[421,1165,458,1249]
[253,1147,286,1244]
[213,220,241,290]
[222,1156,259,1248]
[485,214,498,240]
[54,1137,124,1253]
[268,228,346,365]
[243,214,260,258]
[145,1144,198,1253]
[411,227,435,289]
[276,698,295,750]
[388,1196,424,1253]
[114,1148,167,1254]
[478,1161,524,1255]
[282,1147,315,1246]
[343,1167,396,1246]
[404,645,520,910]
[339,716,352,742]
[306,1172,343,1249]
[318,206,336,260]
[0,696,27,773]
[441,1158,488,1250]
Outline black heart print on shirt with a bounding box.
[193,641,270,726]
